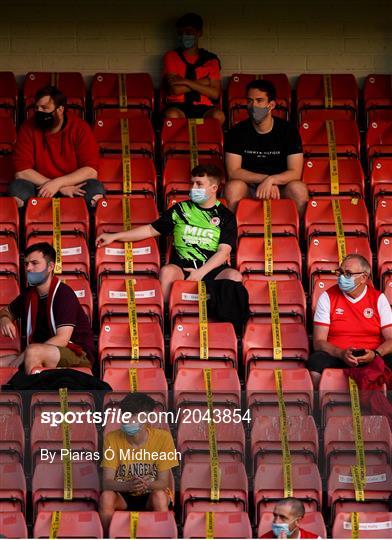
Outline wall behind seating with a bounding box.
[1,0,390,86]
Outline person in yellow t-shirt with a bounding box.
[99,393,179,536]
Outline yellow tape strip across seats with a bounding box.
[274,369,293,497]
[268,281,282,361]
[263,200,273,276]
[326,119,339,195]
[129,511,139,539]
[129,367,138,391]
[349,377,366,501]
[332,199,346,265]
[49,511,61,539]
[205,511,214,539]
[52,198,62,275]
[351,511,360,539]
[188,118,203,170]
[203,368,220,501]
[126,279,139,361]
[118,73,128,111]
[122,197,134,274]
[59,388,73,500]
[198,281,209,360]
[120,118,132,194]
[323,74,333,109]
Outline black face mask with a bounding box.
[35,109,57,130]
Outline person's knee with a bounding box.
[149,489,169,510]
[217,269,243,282]
[164,107,185,119]
[285,180,309,202]
[224,179,248,199]
[99,490,117,511]
[8,179,36,207]
[207,109,225,125]
[160,265,180,281]
[83,179,106,207]
[24,344,44,371]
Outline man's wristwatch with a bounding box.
[373,349,382,358]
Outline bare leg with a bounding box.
[0,353,24,368]
[24,343,61,374]
[159,264,184,303]
[146,489,170,511]
[163,107,186,119]
[99,490,127,537]
[215,268,243,282]
[281,180,309,218]
[224,179,250,213]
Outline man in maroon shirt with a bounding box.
[0,242,95,373]
[9,85,105,208]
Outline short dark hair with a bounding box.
[191,163,224,185]
[176,13,203,31]
[35,85,67,108]
[120,392,156,414]
[276,497,305,518]
[24,242,56,264]
[246,79,277,102]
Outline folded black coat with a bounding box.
[205,279,250,334]
[3,369,112,391]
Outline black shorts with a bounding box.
[164,102,213,118]
[118,492,150,511]
[177,263,230,281]
[308,351,392,374]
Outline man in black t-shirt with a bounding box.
[224,79,308,216]
[0,242,95,373]
[96,164,242,302]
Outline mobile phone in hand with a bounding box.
[352,348,366,357]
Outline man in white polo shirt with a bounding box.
[308,254,392,388]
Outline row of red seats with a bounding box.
[1,71,391,126]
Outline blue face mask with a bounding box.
[272,522,295,538]
[180,34,196,49]
[338,274,358,293]
[190,188,209,204]
[121,422,141,436]
[27,268,49,287]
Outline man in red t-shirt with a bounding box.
[10,85,105,208]
[309,254,392,388]
[260,498,320,538]
[162,12,224,124]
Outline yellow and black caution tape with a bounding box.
[332,199,346,264]
[129,511,139,539]
[129,368,138,391]
[323,74,333,109]
[274,369,293,497]
[349,377,366,500]
[122,197,134,274]
[188,118,204,170]
[49,511,61,539]
[205,511,214,539]
[118,73,128,112]
[198,280,209,360]
[126,279,139,361]
[268,281,282,360]
[59,388,73,500]
[351,511,360,539]
[263,200,273,276]
[203,368,220,501]
[50,72,59,88]
[120,118,132,194]
[326,119,339,195]
[52,198,62,275]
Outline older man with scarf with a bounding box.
[0,242,94,373]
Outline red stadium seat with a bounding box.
[297,74,358,121]
[246,369,314,421]
[0,413,24,463]
[332,511,392,539]
[328,464,392,520]
[227,73,291,127]
[109,511,177,539]
[91,73,154,119]
[169,280,217,325]
[93,117,155,157]
[0,276,19,309]
[34,510,103,538]
[170,321,237,375]
[29,391,95,427]
[184,511,252,538]
[161,118,223,164]
[367,121,392,168]
[26,233,90,279]
[324,416,392,475]
[24,197,89,240]
[245,279,306,324]
[177,419,245,466]
[174,367,241,409]
[0,236,19,280]
[95,196,158,237]
[251,415,318,472]
[374,197,392,245]
[364,74,392,123]
[254,463,322,524]
[0,118,16,150]
[305,198,369,243]
[99,154,157,196]
[0,367,18,387]
[370,157,392,204]
[32,462,100,517]
[311,275,338,313]
[0,197,19,239]
[300,120,360,157]
[0,462,26,512]
[0,391,22,417]
[378,236,392,289]
[318,368,351,428]
[99,320,164,373]
[23,72,86,117]
[237,236,302,281]
[0,512,27,538]
[258,512,326,539]
[236,199,299,238]
[181,462,248,521]
[384,276,392,306]
[103,368,168,408]
[0,72,18,121]
[307,236,372,290]
[302,157,365,198]
[300,108,356,122]
[242,322,308,374]
[98,277,163,324]
[368,108,392,124]
[0,154,15,196]
[0,329,20,357]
